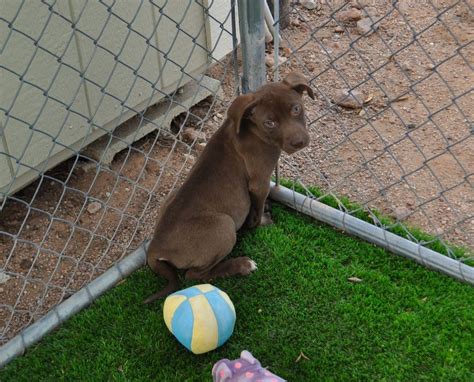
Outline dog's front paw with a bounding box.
[260,211,273,226]
[245,209,261,229]
[264,198,272,214]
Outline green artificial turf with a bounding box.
[2,205,473,381]
[277,179,472,262]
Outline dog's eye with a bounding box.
[264,120,276,129]
[291,104,302,115]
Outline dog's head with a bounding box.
[227,72,314,154]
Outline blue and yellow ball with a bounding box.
[163,284,236,354]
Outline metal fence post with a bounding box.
[238,0,266,93]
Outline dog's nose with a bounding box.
[290,137,307,150]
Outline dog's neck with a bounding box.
[230,122,281,181]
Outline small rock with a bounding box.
[364,6,378,17]
[182,128,207,143]
[334,25,344,33]
[307,63,316,72]
[292,18,301,27]
[336,8,362,22]
[364,93,374,103]
[0,271,11,284]
[401,61,412,72]
[333,89,366,109]
[396,0,410,14]
[348,276,362,283]
[87,201,102,214]
[300,0,318,10]
[105,192,111,198]
[393,206,411,220]
[184,153,196,163]
[356,17,379,35]
[265,53,287,68]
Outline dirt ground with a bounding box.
[275,0,473,247]
[1,1,472,344]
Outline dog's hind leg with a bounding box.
[144,255,180,304]
[185,257,257,280]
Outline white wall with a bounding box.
[0,0,237,197]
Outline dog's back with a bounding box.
[154,121,251,237]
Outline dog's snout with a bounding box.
[283,128,309,154]
[290,137,307,150]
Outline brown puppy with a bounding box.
[145,72,314,303]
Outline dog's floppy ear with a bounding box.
[227,93,259,134]
[283,72,315,99]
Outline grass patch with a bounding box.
[277,179,472,262]
[2,205,473,381]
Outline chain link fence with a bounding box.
[0,0,241,353]
[270,0,473,250]
[0,0,473,366]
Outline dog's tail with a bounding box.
[144,253,180,304]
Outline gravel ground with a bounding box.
[273,0,473,249]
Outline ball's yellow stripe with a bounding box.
[218,290,236,315]
[163,295,187,331]
[189,294,218,354]
[194,284,215,293]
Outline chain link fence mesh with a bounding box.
[0,0,241,346]
[0,0,472,351]
[270,0,472,249]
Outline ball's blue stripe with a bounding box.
[170,286,202,299]
[205,290,236,347]
[171,300,194,350]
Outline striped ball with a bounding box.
[163,284,236,354]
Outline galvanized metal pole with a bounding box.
[231,0,241,95]
[0,243,148,368]
[269,183,474,285]
[238,0,266,93]
[272,0,281,187]
[271,0,280,82]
